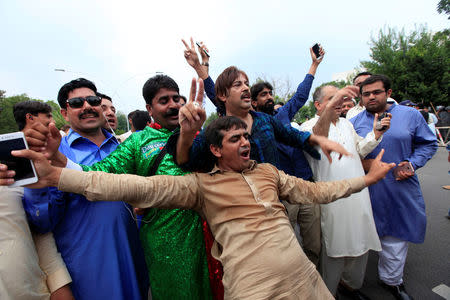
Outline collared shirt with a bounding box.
[23,128,149,300]
[351,104,437,243]
[301,116,381,257]
[58,162,366,299]
[1,187,71,300]
[168,110,318,173]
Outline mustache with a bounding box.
[241,92,251,99]
[164,108,179,117]
[79,109,99,119]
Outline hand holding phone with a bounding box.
[312,43,322,59]
[375,112,388,131]
[393,161,414,180]
[0,132,38,186]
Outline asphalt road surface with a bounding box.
[340,146,450,300]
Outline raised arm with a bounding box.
[275,45,325,123]
[182,38,216,103]
[312,86,358,137]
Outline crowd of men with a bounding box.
[0,39,439,300]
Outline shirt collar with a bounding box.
[66,128,118,147]
[208,160,258,175]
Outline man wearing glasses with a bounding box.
[345,72,372,120]
[22,78,149,300]
[351,74,437,300]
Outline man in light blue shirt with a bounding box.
[22,78,149,300]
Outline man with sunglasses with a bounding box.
[351,74,437,300]
[22,78,149,300]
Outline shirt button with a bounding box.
[36,210,40,217]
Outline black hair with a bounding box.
[179,95,187,104]
[127,109,139,120]
[13,100,52,130]
[142,75,179,106]
[130,110,152,131]
[419,110,429,122]
[353,71,373,84]
[96,92,112,102]
[359,74,392,95]
[204,116,247,148]
[57,78,97,109]
[250,82,273,101]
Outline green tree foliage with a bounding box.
[0,92,67,134]
[116,111,128,134]
[203,112,218,128]
[361,26,450,106]
[437,0,450,19]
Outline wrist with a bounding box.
[363,174,375,187]
[49,167,62,187]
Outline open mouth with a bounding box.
[240,148,250,159]
[241,92,251,101]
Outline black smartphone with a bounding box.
[376,112,388,131]
[312,43,321,59]
[196,42,210,58]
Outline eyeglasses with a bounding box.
[66,96,102,108]
[361,89,386,97]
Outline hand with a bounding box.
[310,44,325,64]
[329,86,359,108]
[309,135,352,163]
[0,164,15,186]
[373,113,392,140]
[182,37,201,69]
[197,41,210,65]
[182,37,209,79]
[11,149,62,188]
[24,122,62,161]
[394,161,414,181]
[179,78,206,136]
[364,149,396,186]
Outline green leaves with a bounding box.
[361,26,449,106]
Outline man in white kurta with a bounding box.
[301,85,390,297]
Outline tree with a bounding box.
[437,0,450,19]
[116,111,128,134]
[0,92,67,134]
[203,112,218,128]
[361,26,449,106]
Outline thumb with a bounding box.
[49,123,61,139]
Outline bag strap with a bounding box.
[148,145,167,176]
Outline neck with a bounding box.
[226,109,253,132]
[74,127,106,147]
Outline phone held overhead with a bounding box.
[0,131,38,186]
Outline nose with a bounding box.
[241,136,250,147]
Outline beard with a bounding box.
[258,101,275,115]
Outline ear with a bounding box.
[209,144,222,159]
[313,101,321,111]
[386,89,392,98]
[146,104,152,117]
[251,99,257,109]
[60,109,69,122]
[217,93,227,104]
[26,113,34,121]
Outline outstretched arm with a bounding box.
[12,149,201,210]
[279,149,395,204]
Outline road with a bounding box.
[342,146,450,299]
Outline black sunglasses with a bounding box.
[66,96,102,108]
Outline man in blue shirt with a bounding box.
[351,75,437,300]
[169,68,351,179]
[22,78,149,300]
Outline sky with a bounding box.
[1,0,448,117]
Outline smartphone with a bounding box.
[393,161,414,179]
[0,132,38,187]
[375,112,388,131]
[196,42,210,57]
[312,43,321,59]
